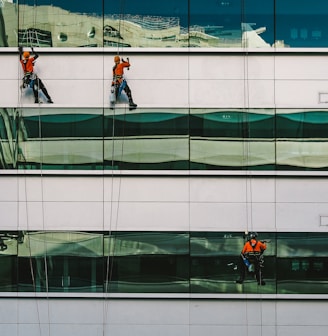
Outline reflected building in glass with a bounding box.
[1,1,328,336]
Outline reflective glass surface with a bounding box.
[277,233,328,294]
[16,0,104,47]
[104,232,189,293]
[276,0,328,47]
[104,0,188,48]
[2,1,328,47]
[190,232,276,294]
[2,108,328,171]
[1,231,327,294]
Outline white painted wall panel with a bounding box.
[189,79,245,107]
[2,299,327,336]
[189,55,245,80]
[0,202,18,229]
[0,177,18,201]
[1,176,327,232]
[190,203,248,231]
[275,56,328,80]
[19,79,104,106]
[276,203,328,231]
[0,80,20,106]
[275,80,328,108]
[277,179,328,202]
[104,201,190,231]
[2,52,328,108]
[106,177,190,202]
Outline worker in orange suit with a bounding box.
[236,232,267,285]
[19,46,53,104]
[111,55,137,110]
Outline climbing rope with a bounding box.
[103,2,128,336]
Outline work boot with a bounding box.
[129,102,137,111]
[128,97,137,110]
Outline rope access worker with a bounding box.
[19,46,53,104]
[236,232,267,285]
[111,55,137,110]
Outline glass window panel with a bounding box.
[1,0,18,46]
[104,110,189,137]
[103,109,189,170]
[241,0,274,47]
[17,108,104,170]
[277,111,328,138]
[190,109,275,138]
[0,232,18,291]
[16,0,103,47]
[18,231,104,292]
[190,0,242,48]
[0,108,17,169]
[190,232,276,294]
[276,110,328,171]
[276,0,328,47]
[104,232,189,293]
[277,233,328,294]
[104,0,188,48]
[190,109,276,170]
[3,230,327,295]
[190,0,273,48]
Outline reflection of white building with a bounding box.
[1,2,273,48]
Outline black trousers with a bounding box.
[238,255,263,283]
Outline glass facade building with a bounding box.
[1,1,328,335]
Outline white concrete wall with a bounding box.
[2,49,328,108]
[1,175,328,233]
[1,298,328,336]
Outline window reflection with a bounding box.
[0,1,328,47]
[277,233,328,294]
[104,0,188,48]
[17,231,104,292]
[190,232,276,294]
[1,230,327,294]
[104,232,189,293]
[276,0,328,47]
[2,107,328,171]
[0,232,18,291]
[16,0,104,47]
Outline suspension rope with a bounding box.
[18,2,50,335]
[240,1,260,335]
[103,2,127,336]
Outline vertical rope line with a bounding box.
[241,1,252,236]
[102,2,107,336]
[17,2,43,335]
[187,2,192,336]
[33,0,51,331]
[241,2,252,335]
[273,1,278,334]
[37,77,51,336]
[103,2,127,335]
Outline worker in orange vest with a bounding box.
[19,46,53,104]
[111,55,137,110]
[236,232,267,285]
